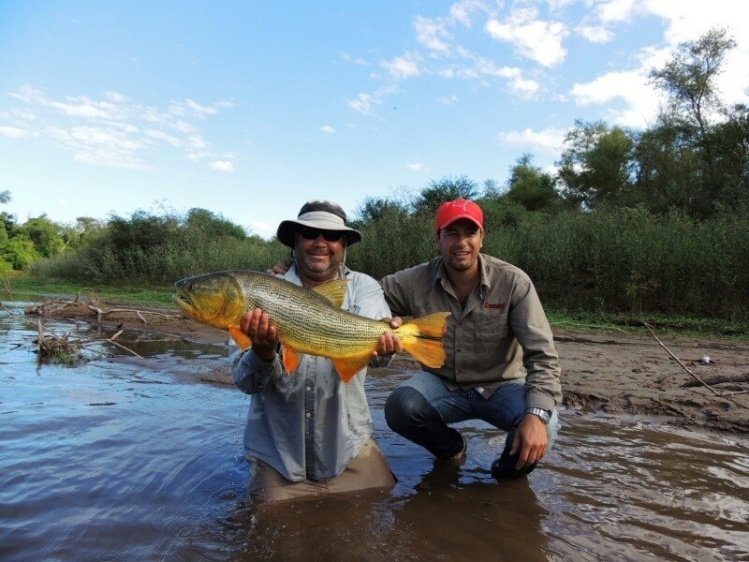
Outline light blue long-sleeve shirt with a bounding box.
[230,264,392,482]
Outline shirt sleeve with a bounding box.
[380,270,414,317]
[230,342,284,394]
[508,280,563,411]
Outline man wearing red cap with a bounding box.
[380,198,562,479]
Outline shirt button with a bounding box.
[306,386,311,391]
[306,412,311,418]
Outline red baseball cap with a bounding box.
[435,198,484,232]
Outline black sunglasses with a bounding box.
[297,226,344,242]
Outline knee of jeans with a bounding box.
[385,386,432,432]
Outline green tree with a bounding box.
[502,154,563,212]
[20,215,66,258]
[648,27,737,217]
[183,208,247,239]
[413,175,479,215]
[353,197,409,225]
[557,120,635,209]
[631,119,698,215]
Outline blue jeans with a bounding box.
[385,371,560,459]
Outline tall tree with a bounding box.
[413,175,479,215]
[503,154,562,212]
[648,28,737,216]
[557,120,635,209]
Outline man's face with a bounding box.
[437,219,484,273]
[293,227,346,283]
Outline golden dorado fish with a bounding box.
[173,270,450,383]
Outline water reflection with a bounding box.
[1,309,748,562]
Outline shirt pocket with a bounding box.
[473,309,509,342]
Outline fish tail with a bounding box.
[399,312,450,368]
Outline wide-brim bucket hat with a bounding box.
[276,200,362,248]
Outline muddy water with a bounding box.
[1,307,748,561]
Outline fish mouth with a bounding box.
[172,290,194,313]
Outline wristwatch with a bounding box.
[525,407,551,424]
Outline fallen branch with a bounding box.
[34,320,142,361]
[87,305,176,324]
[643,322,721,396]
[681,373,749,389]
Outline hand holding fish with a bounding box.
[374,323,404,358]
[240,309,278,362]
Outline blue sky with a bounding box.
[2,1,748,239]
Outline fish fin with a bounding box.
[229,326,253,350]
[313,278,349,308]
[282,345,301,374]
[332,355,372,383]
[398,312,451,368]
[402,338,447,368]
[410,311,451,338]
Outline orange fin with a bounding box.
[402,338,447,368]
[409,311,451,338]
[398,312,451,368]
[282,345,301,374]
[332,354,372,383]
[313,278,348,308]
[229,326,252,350]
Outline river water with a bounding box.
[1,304,748,561]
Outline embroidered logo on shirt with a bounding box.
[484,302,506,310]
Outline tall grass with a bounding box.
[31,233,288,285]
[27,207,749,321]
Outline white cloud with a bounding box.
[3,85,233,168]
[340,52,369,66]
[575,25,613,43]
[0,125,29,138]
[347,93,379,116]
[380,53,422,80]
[570,69,661,128]
[437,94,459,105]
[485,7,570,68]
[406,162,423,171]
[498,127,568,155]
[210,161,234,172]
[415,16,452,54]
[321,125,335,134]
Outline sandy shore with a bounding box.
[27,297,749,434]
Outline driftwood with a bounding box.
[644,322,748,399]
[681,373,749,389]
[34,320,143,361]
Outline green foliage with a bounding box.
[20,215,66,258]
[30,208,288,284]
[557,120,635,209]
[502,154,563,212]
[184,208,247,239]
[412,175,479,216]
[348,210,434,280]
[0,235,39,270]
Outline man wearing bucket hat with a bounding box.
[380,198,562,479]
[230,200,396,503]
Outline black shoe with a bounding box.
[490,426,536,480]
[490,452,536,479]
[447,434,467,466]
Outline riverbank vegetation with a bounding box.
[2,29,749,336]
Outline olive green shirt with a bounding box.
[380,254,562,412]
